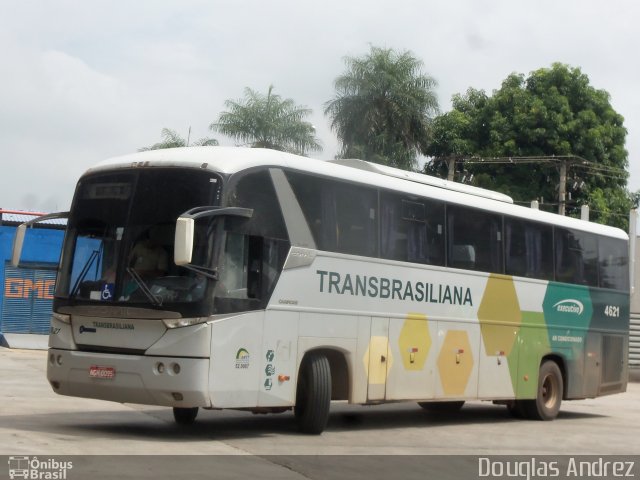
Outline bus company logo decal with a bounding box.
[235,348,250,369]
[553,299,584,315]
[7,456,73,479]
[316,270,473,306]
[92,321,135,331]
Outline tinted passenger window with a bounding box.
[504,218,553,280]
[598,237,629,290]
[447,205,503,273]
[380,192,445,266]
[286,172,378,256]
[227,170,288,240]
[555,228,598,286]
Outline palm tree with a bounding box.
[139,128,218,151]
[211,86,321,155]
[325,46,439,170]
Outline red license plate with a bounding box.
[89,365,116,379]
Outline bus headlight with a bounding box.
[162,317,208,329]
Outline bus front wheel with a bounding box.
[173,407,198,425]
[525,360,563,421]
[294,352,331,434]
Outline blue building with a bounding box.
[0,210,65,346]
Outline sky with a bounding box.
[1,0,639,213]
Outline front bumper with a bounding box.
[47,348,212,408]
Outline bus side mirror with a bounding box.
[174,206,253,266]
[11,224,27,267]
[174,217,194,265]
[10,211,69,268]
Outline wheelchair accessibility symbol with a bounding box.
[102,283,115,300]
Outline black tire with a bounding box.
[524,360,563,421]
[294,352,331,434]
[418,401,465,413]
[173,407,199,425]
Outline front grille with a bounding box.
[76,344,146,356]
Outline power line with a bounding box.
[461,155,627,174]
[440,154,631,215]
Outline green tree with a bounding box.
[139,128,218,151]
[426,63,631,228]
[325,46,439,170]
[211,86,321,155]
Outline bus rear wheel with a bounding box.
[294,352,331,434]
[173,407,198,425]
[524,360,563,421]
[418,401,465,413]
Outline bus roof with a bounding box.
[329,159,514,203]
[90,147,628,240]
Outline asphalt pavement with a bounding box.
[1,347,639,480]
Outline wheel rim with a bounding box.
[541,373,559,409]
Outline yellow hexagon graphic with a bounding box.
[437,330,473,396]
[477,275,521,357]
[363,336,393,384]
[398,313,431,371]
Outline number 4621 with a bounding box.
[604,305,620,317]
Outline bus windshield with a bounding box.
[56,168,222,310]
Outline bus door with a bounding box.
[367,317,390,401]
[259,310,299,407]
[385,314,436,401]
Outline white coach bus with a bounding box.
[13,147,630,433]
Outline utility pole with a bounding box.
[453,155,626,217]
[459,155,573,215]
[558,159,567,216]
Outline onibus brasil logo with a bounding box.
[553,299,584,315]
[8,456,73,479]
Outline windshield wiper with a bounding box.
[126,267,163,306]
[70,250,100,298]
[180,264,218,280]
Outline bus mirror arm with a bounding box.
[11,211,69,268]
[179,206,253,221]
[174,207,253,266]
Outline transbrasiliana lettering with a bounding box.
[316,270,473,306]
